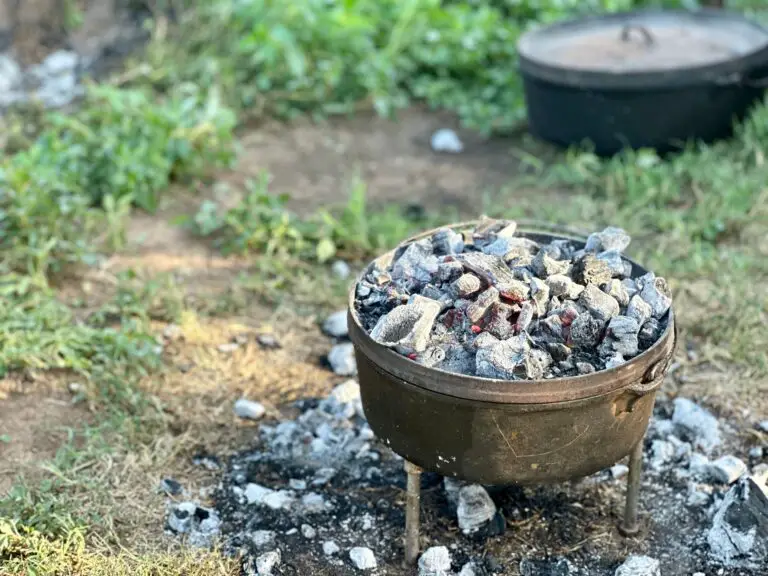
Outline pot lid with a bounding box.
[518,10,768,74]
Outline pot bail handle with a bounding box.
[620,25,654,47]
[626,321,678,396]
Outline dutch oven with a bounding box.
[347,221,677,487]
[517,9,768,155]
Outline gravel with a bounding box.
[355,221,670,379]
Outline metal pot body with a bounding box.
[517,9,768,156]
[355,351,658,485]
[522,77,764,156]
[348,222,677,485]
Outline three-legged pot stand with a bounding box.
[402,440,645,565]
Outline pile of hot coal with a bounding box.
[355,220,671,379]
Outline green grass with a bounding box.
[1,0,768,570]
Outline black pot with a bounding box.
[517,9,768,155]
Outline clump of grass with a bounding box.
[0,519,239,576]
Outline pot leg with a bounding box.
[619,439,644,537]
[404,460,422,566]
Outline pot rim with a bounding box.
[347,220,676,405]
[517,8,768,91]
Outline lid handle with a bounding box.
[620,25,654,47]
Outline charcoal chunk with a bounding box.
[585,226,631,253]
[497,279,531,303]
[574,254,612,286]
[391,239,439,288]
[466,287,500,323]
[638,273,672,318]
[457,252,516,286]
[603,279,630,307]
[432,228,465,255]
[569,314,603,349]
[638,318,663,350]
[484,302,516,340]
[370,295,441,354]
[546,274,584,300]
[476,335,529,379]
[627,295,652,326]
[596,250,628,278]
[529,277,550,316]
[531,250,571,278]
[453,274,482,297]
[598,316,640,360]
[579,284,620,322]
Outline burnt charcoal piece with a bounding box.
[466,287,500,323]
[638,273,673,319]
[574,254,612,286]
[370,295,441,354]
[476,335,529,379]
[578,284,620,322]
[569,314,603,350]
[484,302,516,340]
[453,273,482,297]
[456,252,516,286]
[603,278,630,307]
[498,279,531,303]
[638,318,663,351]
[598,316,640,360]
[432,227,465,255]
[546,274,584,300]
[585,226,631,253]
[531,250,571,278]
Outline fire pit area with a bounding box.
[159,220,768,575]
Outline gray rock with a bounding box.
[328,343,357,376]
[585,227,631,253]
[458,563,478,576]
[251,530,276,548]
[301,524,317,539]
[349,546,377,570]
[707,476,768,567]
[323,540,341,555]
[457,484,496,534]
[419,546,452,575]
[614,555,660,576]
[706,456,747,484]
[332,260,351,279]
[672,398,722,454]
[234,398,266,420]
[431,128,463,153]
[579,284,620,322]
[476,335,529,379]
[256,549,281,575]
[323,310,349,338]
[370,296,441,355]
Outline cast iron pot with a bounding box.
[517,9,768,156]
[348,222,677,486]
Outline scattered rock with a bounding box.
[218,342,239,353]
[323,540,340,556]
[234,398,266,421]
[255,549,281,575]
[611,464,629,479]
[418,546,452,576]
[349,546,377,570]
[160,477,183,496]
[458,563,478,576]
[323,310,349,338]
[301,524,316,539]
[328,343,357,375]
[706,456,747,484]
[672,398,722,453]
[430,128,463,153]
[707,475,768,567]
[758,420,768,433]
[167,502,221,548]
[457,485,497,534]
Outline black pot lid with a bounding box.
[518,10,768,74]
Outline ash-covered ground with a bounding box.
[354,220,671,381]
[165,378,768,576]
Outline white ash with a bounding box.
[419,546,452,576]
[349,546,377,570]
[457,485,497,534]
[167,502,221,548]
[255,549,281,575]
[328,342,357,376]
[613,555,660,576]
[234,398,266,421]
[672,398,722,454]
[355,221,669,379]
[322,310,349,338]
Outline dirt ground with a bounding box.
[1,109,765,573]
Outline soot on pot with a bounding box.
[354,220,671,380]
